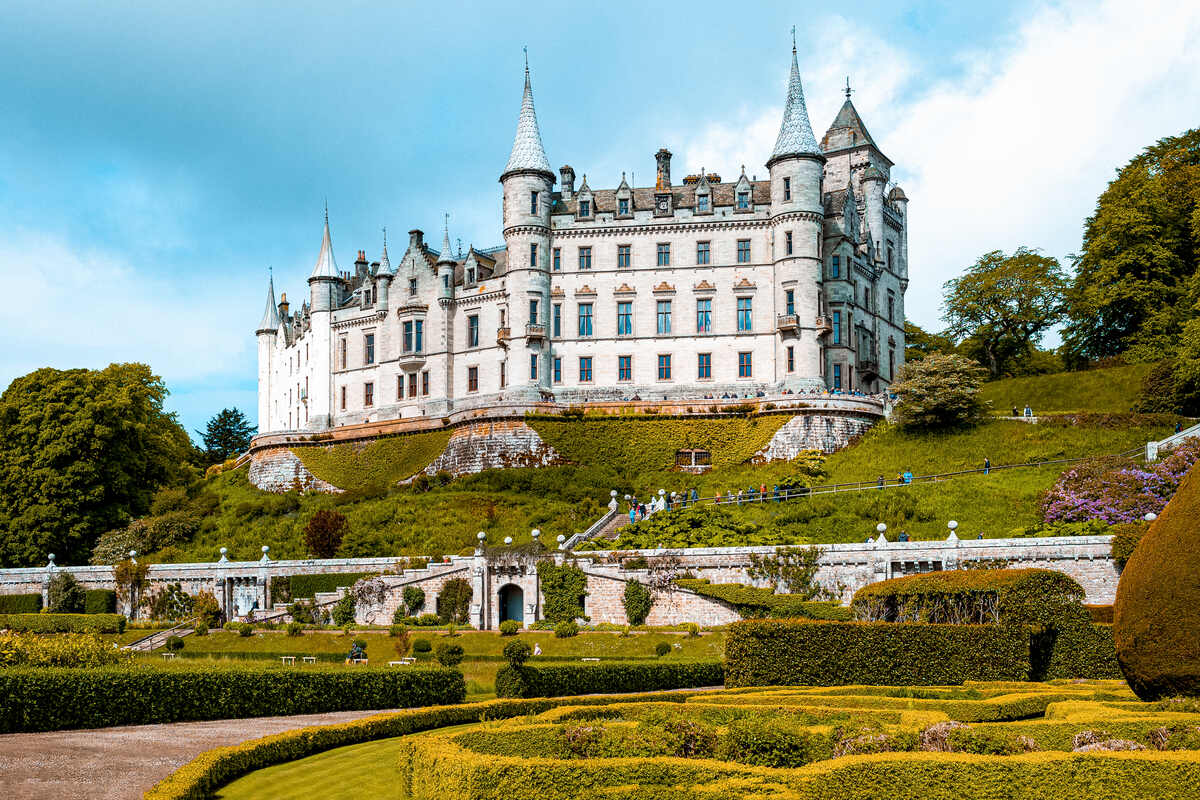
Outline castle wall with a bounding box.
[423,420,562,476]
[247,447,341,493]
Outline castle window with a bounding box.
[530,190,538,214]
[529,298,539,325]
[579,356,593,383]
[553,357,562,383]
[833,312,842,344]
[785,231,793,255]
[618,355,632,381]
[397,375,404,400]
[657,354,672,380]
[656,300,672,334]
[737,239,751,263]
[339,337,347,369]
[696,299,712,333]
[466,267,475,284]
[618,198,629,215]
[364,333,375,365]
[831,255,840,279]
[553,248,561,271]
[617,301,633,336]
[833,364,842,390]
[696,241,710,265]
[468,315,480,348]
[408,374,417,398]
[783,177,791,201]
[340,385,347,410]
[738,352,752,378]
[415,320,424,352]
[578,247,592,270]
[443,274,449,290]
[403,321,414,353]
[888,291,895,324]
[786,289,795,316]
[697,194,709,212]
[864,287,871,311]
[656,243,670,266]
[579,199,591,217]
[467,366,479,392]
[500,360,507,388]
[530,353,538,380]
[422,370,430,395]
[697,352,711,379]
[887,242,895,270]
[889,348,895,379]
[553,304,561,337]
[530,243,538,267]
[577,303,593,337]
[617,244,630,268]
[787,346,795,372]
[409,278,417,296]
[736,191,750,209]
[736,297,753,332]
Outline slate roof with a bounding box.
[257,275,280,332]
[502,67,553,178]
[822,98,876,150]
[770,48,821,161]
[550,180,771,216]
[309,212,338,279]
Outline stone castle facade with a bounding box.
[256,48,910,433]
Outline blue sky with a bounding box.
[2,0,1198,439]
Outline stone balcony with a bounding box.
[399,350,427,370]
[775,313,799,332]
[815,316,833,336]
[858,356,880,377]
[496,327,511,347]
[525,323,547,341]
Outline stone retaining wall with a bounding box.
[248,449,341,493]
[753,413,876,459]
[423,420,563,476]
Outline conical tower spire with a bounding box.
[378,227,391,274]
[257,272,281,333]
[501,58,553,179]
[438,213,455,263]
[769,45,821,163]
[310,206,338,279]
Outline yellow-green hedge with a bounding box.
[290,430,452,492]
[528,416,790,473]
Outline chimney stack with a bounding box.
[655,148,672,190]
[560,165,576,199]
[278,292,289,318]
[409,229,424,250]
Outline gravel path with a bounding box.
[0,709,404,800]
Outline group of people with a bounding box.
[627,488,702,523]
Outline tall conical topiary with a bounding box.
[1113,461,1200,700]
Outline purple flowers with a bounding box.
[1040,439,1200,525]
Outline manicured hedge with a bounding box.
[495,660,724,698]
[0,593,43,614]
[0,613,125,634]
[724,621,1031,687]
[146,693,709,800]
[675,579,851,620]
[84,589,117,615]
[1086,604,1114,623]
[273,572,375,602]
[0,663,466,733]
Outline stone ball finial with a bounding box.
[531,529,540,538]
[262,545,269,554]
[477,531,487,541]
[556,534,566,544]
[129,550,137,558]
[610,489,618,497]
[658,489,665,496]
[1144,512,1158,522]
[47,553,55,566]
[876,523,887,533]
[220,546,228,555]
[504,536,513,545]
[948,520,958,531]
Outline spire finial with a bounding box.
[845,76,852,99]
[523,46,528,73]
[444,212,450,238]
[323,198,328,222]
[382,226,387,248]
[791,25,796,52]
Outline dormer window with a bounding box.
[618,198,629,215]
[579,199,591,217]
[737,192,750,210]
[697,194,709,212]
[466,267,476,284]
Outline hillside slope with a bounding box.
[980,364,1153,414]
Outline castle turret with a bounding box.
[255,273,281,433]
[374,231,393,313]
[861,165,886,259]
[888,186,909,285]
[305,209,338,429]
[499,59,554,399]
[767,44,825,392]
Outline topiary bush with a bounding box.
[554,621,579,639]
[165,635,184,652]
[503,639,532,667]
[1114,461,1200,700]
[622,581,653,625]
[435,641,464,668]
[655,642,671,657]
[412,638,432,654]
[499,620,520,636]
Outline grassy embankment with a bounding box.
[980,363,1153,414]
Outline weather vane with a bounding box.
[791,26,796,50]
[845,76,852,99]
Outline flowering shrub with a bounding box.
[1039,438,1200,524]
[0,632,130,668]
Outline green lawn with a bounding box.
[980,363,1154,414]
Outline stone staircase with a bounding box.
[123,617,197,652]
[1146,421,1200,461]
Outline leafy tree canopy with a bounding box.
[1063,128,1200,362]
[198,408,256,464]
[942,248,1068,378]
[891,353,989,431]
[903,320,956,362]
[0,364,192,567]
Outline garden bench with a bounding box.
[302,656,317,664]
[581,657,600,662]
[279,656,296,666]
[351,658,368,665]
[388,658,417,666]
[161,652,176,660]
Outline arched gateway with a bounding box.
[498,583,524,624]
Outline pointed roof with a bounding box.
[825,97,876,149]
[438,221,456,264]
[257,274,281,333]
[769,47,821,164]
[378,233,392,274]
[501,64,553,179]
[309,208,338,280]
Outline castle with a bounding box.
[256,47,910,433]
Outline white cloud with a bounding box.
[0,230,253,387]
[674,0,1200,334]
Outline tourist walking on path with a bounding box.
[1023,404,1033,418]
[877,474,885,490]
[984,456,991,475]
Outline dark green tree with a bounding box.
[303,510,348,559]
[0,364,192,567]
[1062,128,1200,362]
[891,353,989,431]
[903,320,956,362]
[942,248,1069,378]
[198,408,256,464]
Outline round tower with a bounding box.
[766,45,826,392]
[499,60,555,399]
[305,208,339,430]
[255,273,281,433]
